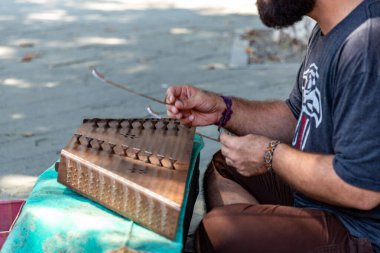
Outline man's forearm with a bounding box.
[272,144,380,210]
[225,98,297,144]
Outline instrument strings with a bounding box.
[90,67,219,142]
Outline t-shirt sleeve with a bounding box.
[286,63,304,119]
[286,26,320,120]
[332,72,380,191]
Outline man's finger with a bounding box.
[180,115,195,126]
[175,112,183,120]
[166,104,181,118]
[221,147,227,158]
[225,158,234,167]
[174,94,198,110]
[174,100,187,110]
[166,105,178,114]
[166,86,184,104]
[167,109,177,118]
[220,133,238,148]
[221,145,233,159]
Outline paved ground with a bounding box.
[0,0,301,250]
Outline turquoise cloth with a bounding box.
[1,135,204,253]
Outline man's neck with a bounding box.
[308,0,364,35]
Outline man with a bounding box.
[166,0,380,252]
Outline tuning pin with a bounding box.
[74,134,82,144]
[109,143,116,154]
[96,140,104,151]
[85,137,93,148]
[96,120,105,128]
[120,120,131,129]
[116,119,123,129]
[91,118,100,128]
[151,119,159,127]
[104,119,112,128]
[174,121,181,131]
[170,158,177,169]
[121,145,129,156]
[127,148,140,159]
[163,120,170,129]
[137,150,151,163]
[166,121,178,131]
[89,138,97,149]
[149,154,164,167]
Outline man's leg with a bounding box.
[202,155,258,211]
[203,151,293,211]
[196,204,373,253]
[196,151,374,253]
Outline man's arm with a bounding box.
[220,133,380,211]
[166,86,297,144]
[273,144,380,210]
[224,98,297,144]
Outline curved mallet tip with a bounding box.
[90,67,105,81]
[147,106,162,119]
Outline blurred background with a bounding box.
[0,0,313,249]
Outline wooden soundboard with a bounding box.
[56,118,195,239]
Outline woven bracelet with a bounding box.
[217,96,233,131]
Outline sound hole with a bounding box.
[119,133,139,139]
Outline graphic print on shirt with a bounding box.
[292,63,322,150]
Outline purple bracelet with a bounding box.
[217,96,233,130]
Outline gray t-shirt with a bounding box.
[287,0,380,251]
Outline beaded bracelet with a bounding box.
[217,96,233,131]
[264,140,281,171]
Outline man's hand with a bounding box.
[166,85,225,126]
[220,133,271,177]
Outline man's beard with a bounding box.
[256,0,316,28]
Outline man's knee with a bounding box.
[207,151,232,178]
[202,156,224,212]
[203,151,236,195]
[196,204,260,253]
[203,151,258,212]
[203,151,240,212]
[196,206,239,253]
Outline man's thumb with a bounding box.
[175,97,196,110]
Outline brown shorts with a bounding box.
[195,151,374,253]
